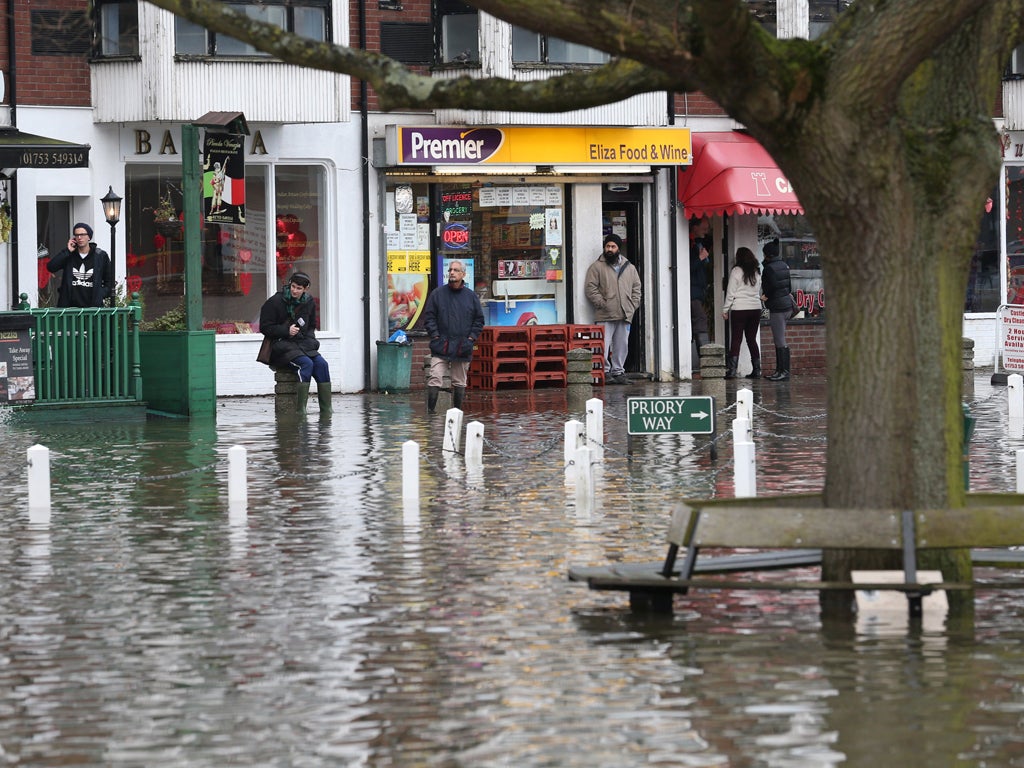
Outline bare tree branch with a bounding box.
[148,0,678,111]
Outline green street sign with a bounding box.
[626,396,715,435]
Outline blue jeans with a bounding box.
[292,354,330,383]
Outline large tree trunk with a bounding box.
[775,14,1008,617]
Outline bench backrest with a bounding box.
[667,503,1024,552]
[915,506,1024,548]
[668,504,906,550]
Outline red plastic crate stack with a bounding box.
[568,324,606,385]
[469,327,531,390]
[528,325,568,388]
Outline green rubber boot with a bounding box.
[296,381,310,413]
[316,382,333,415]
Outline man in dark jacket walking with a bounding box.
[47,222,114,308]
[422,259,485,413]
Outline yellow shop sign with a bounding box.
[386,126,692,166]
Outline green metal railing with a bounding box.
[25,306,143,404]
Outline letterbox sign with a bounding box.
[385,126,692,167]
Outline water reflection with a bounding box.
[2,375,1024,765]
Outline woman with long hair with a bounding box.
[722,246,762,379]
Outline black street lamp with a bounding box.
[101,186,122,281]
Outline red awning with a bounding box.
[678,132,803,217]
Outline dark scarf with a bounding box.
[282,288,309,319]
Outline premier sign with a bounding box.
[626,396,715,435]
[386,125,692,167]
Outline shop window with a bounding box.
[175,0,328,57]
[511,26,608,65]
[966,188,1000,313]
[94,0,139,57]
[760,213,825,319]
[1007,167,1024,305]
[123,163,326,333]
[384,182,432,334]
[435,0,478,64]
[383,180,567,333]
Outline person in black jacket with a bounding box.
[259,271,332,414]
[47,222,114,308]
[689,216,712,371]
[760,239,794,381]
[422,259,485,413]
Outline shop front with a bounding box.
[678,131,826,376]
[39,121,366,396]
[378,124,692,385]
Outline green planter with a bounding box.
[139,330,216,418]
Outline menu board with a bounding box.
[0,323,35,401]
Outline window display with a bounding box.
[760,213,824,319]
[384,180,567,332]
[124,163,325,333]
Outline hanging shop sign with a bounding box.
[385,126,692,167]
[202,133,246,225]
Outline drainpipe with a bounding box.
[668,91,680,378]
[7,0,18,308]
[359,0,372,391]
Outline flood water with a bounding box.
[3,374,1024,766]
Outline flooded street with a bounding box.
[3,374,1024,766]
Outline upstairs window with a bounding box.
[1008,44,1024,79]
[511,26,609,65]
[745,0,776,37]
[95,0,139,57]
[435,0,478,65]
[809,0,852,39]
[175,0,329,57]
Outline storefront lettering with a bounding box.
[410,134,485,161]
[795,289,826,313]
[134,129,268,156]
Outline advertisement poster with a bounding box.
[0,326,35,401]
[203,132,246,225]
[387,250,431,332]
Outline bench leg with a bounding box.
[629,590,674,614]
[907,593,923,618]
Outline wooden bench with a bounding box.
[568,495,1024,615]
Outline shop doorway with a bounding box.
[601,197,645,374]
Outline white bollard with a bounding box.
[27,444,51,522]
[1018,449,1024,494]
[443,407,464,453]
[228,445,248,508]
[732,416,752,444]
[465,421,484,468]
[1010,375,1024,420]
[403,440,420,502]
[564,419,584,467]
[736,388,754,427]
[574,445,594,513]
[732,418,756,498]
[585,398,604,462]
